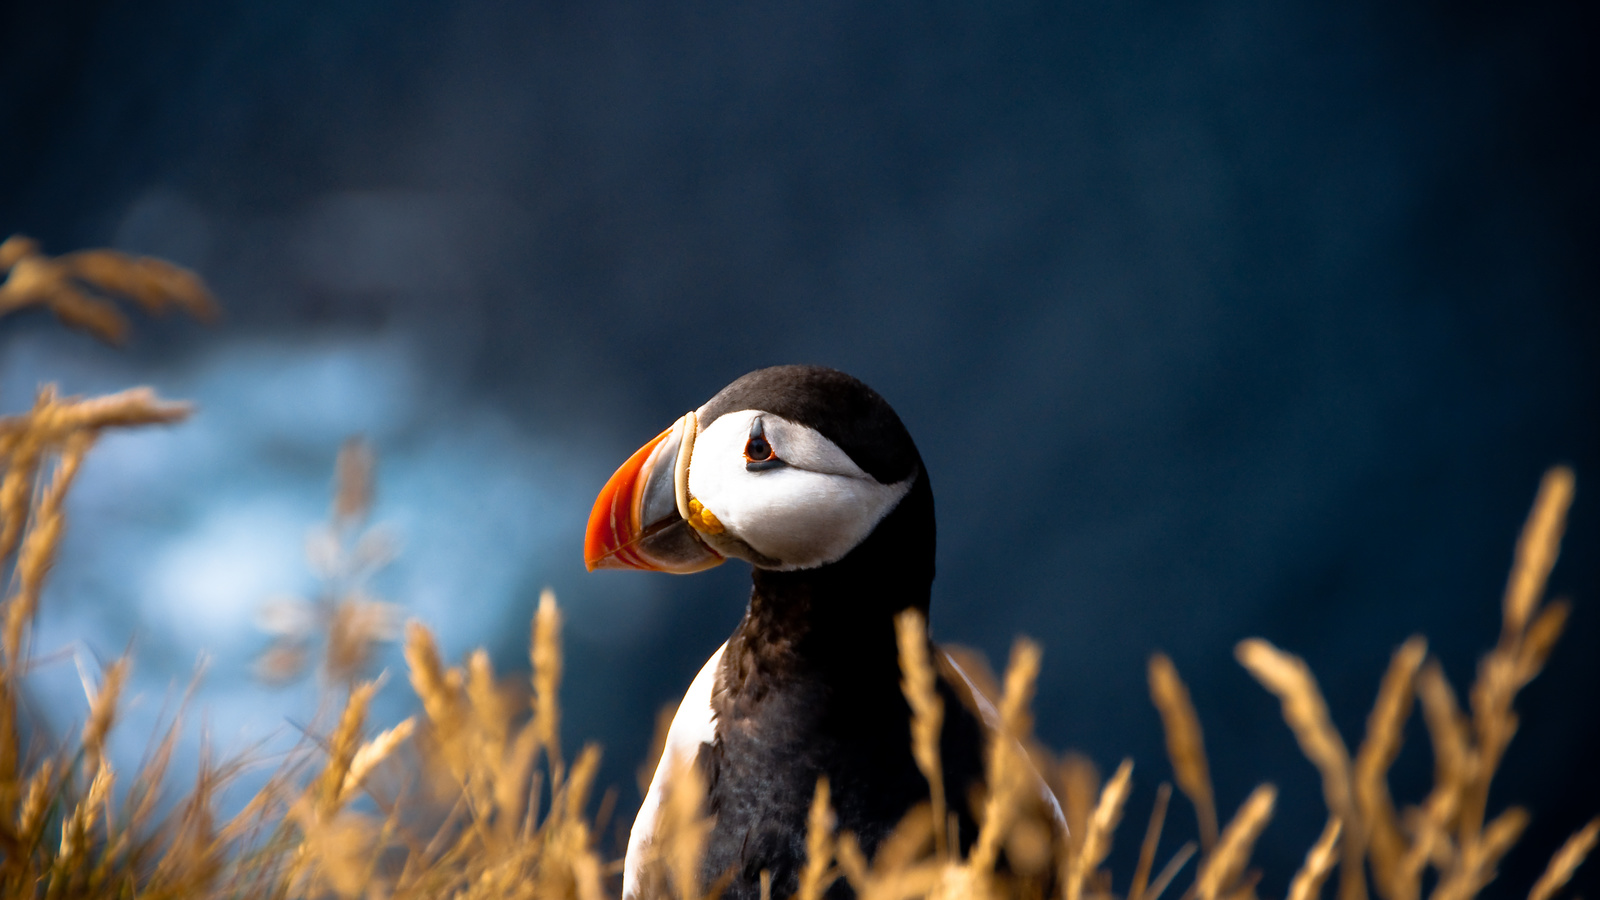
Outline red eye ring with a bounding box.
[743,416,784,470]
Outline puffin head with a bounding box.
[585,366,927,576]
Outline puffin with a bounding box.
[584,366,1063,900]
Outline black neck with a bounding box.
[733,473,936,679]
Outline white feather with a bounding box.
[687,409,911,570]
[623,642,726,900]
[941,651,1069,837]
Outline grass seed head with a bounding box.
[17,757,56,839]
[896,608,947,859]
[1502,467,1574,640]
[533,588,565,772]
[1286,818,1343,900]
[1235,640,1354,826]
[968,639,1045,875]
[1066,758,1133,900]
[836,831,871,893]
[333,437,375,525]
[0,236,217,344]
[1196,784,1277,900]
[1527,817,1599,900]
[1434,807,1529,900]
[469,648,510,751]
[81,655,129,776]
[1414,660,1473,821]
[316,679,380,816]
[1354,637,1427,898]
[343,717,416,799]
[1149,652,1218,851]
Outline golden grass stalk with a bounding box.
[995,639,1041,743]
[1234,641,1352,820]
[969,639,1042,875]
[875,805,940,878]
[1527,817,1599,900]
[1414,660,1472,826]
[0,378,194,892]
[534,587,565,775]
[1394,781,1460,900]
[257,437,402,689]
[4,429,92,662]
[1066,758,1133,900]
[343,717,415,799]
[1354,637,1427,899]
[1234,639,1362,900]
[502,723,543,840]
[1287,818,1343,900]
[836,831,871,894]
[57,759,114,870]
[1460,468,1574,848]
[405,620,469,776]
[1194,784,1276,900]
[333,437,375,525]
[0,234,217,344]
[1149,652,1219,852]
[0,678,17,826]
[796,777,837,900]
[312,675,377,816]
[16,757,55,840]
[1433,807,1528,900]
[662,758,713,900]
[81,655,129,777]
[1129,782,1173,900]
[0,235,32,270]
[1,385,189,568]
[563,743,604,825]
[1501,467,1573,639]
[469,648,511,751]
[1145,841,1198,900]
[834,804,945,900]
[896,608,947,859]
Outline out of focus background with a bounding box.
[1,0,1595,896]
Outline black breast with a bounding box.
[691,475,985,900]
[695,634,988,900]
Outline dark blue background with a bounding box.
[2,1,1595,896]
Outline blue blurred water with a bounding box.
[0,331,666,805]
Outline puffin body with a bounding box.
[585,367,1062,900]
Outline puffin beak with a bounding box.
[585,411,725,574]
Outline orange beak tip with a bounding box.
[584,426,674,573]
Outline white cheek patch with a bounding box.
[687,410,913,571]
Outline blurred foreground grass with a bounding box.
[0,237,1593,899]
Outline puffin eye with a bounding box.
[744,417,784,471]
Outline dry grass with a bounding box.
[256,437,404,688]
[0,239,1592,899]
[1,234,217,345]
[897,610,949,861]
[1148,655,1217,854]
